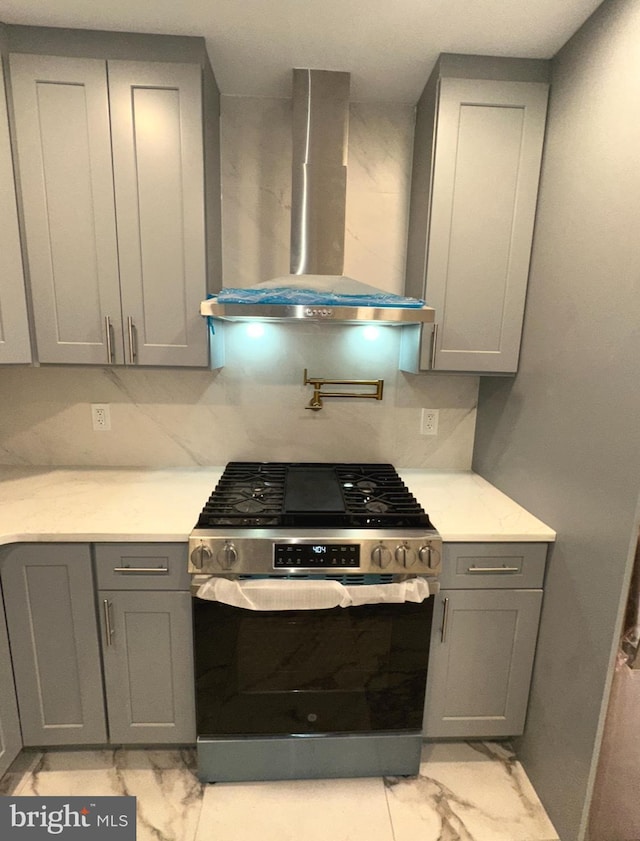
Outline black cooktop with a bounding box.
[196,462,434,529]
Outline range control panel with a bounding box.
[274,543,360,569]
[188,531,442,577]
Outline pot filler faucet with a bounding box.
[303,368,384,411]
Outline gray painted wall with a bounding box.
[472,1,640,839]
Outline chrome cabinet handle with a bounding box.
[103,599,114,647]
[466,566,520,574]
[127,316,137,364]
[113,566,169,575]
[430,323,438,369]
[105,316,114,364]
[440,596,450,643]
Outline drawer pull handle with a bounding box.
[440,596,450,643]
[113,567,169,574]
[103,599,114,647]
[467,566,520,574]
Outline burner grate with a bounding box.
[196,462,433,529]
[197,462,287,527]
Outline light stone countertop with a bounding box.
[0,466,555,545]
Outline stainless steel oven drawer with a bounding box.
[440,542,548,589]
[94,543,190,590]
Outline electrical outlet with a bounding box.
[420,408,439,436]
[91,404,111,431]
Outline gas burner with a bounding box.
[236,499,269,514]
[365,501,389,513]
[237,484,279,502]
[245,481,277,493]
[356,480,378,493]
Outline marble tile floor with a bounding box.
[1,741,559,841]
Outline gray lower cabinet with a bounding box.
[94,543,195,745]
[0,544,107,746]
[0,542,196,749]
[0,581,22,776]
[98,590,195,744]
[423,588,543,738]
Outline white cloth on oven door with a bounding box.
[195,576,431,610]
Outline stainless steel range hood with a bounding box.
[201,69,434,326]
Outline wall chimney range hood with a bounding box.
[201,69,435,326]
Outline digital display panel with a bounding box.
[273,543,360,568]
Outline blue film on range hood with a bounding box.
[215,286,425,309]
[201,282,435,324]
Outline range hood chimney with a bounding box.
[290,69,349,277]
[201,69,434,326]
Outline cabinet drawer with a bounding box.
[440,543,547,589]
[94,544,189,590]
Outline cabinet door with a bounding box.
[427,79,548,373]
[99,590,195,743]
[9,54,124,365]
[0,581,22,777]
[0,59,31,364]
[1,544,107,745]
[109,61,208,367]
[423,588,542,738]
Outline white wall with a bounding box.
[0,96,478,468]
[472,1,640,839]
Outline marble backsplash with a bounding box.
[0,96,478,469]
[0,325,477,468]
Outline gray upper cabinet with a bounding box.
[0,580,22,777]
[9,54,121,366]
[109,61,207,367]
[1,543,107,746]
[404,55,549,374]
[0,57,31,364]
[9,52,210,367]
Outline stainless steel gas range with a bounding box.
[187,462,442,783]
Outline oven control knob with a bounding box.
[418,544,432,567]
[217,542,238,570]
[190,543,212,570]
[371,544,392,568]
[419,543,440,570]
[395,543,417,567]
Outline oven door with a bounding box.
[193,593,433,737]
